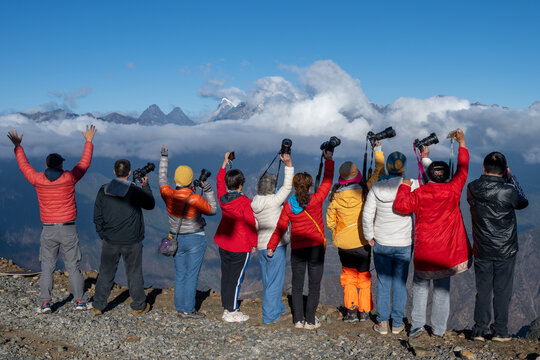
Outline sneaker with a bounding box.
[304,317,321,330]
[178,311,205,319]
[75,300,90,311]
[131,303,150,316]
[472,335,486,342]
[343,310,359,323]
[222,310,249,323]
[91,308,103,316]
[294,321,305,329]
[492,336,511,342]
[358,312,370,321]
[37,301,52,314]
[409,327,426,339]
[373,321,389,335]
[392,323,405,334]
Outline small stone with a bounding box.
[414,346,435,358]
[316,330,328,336]
[320,315,327,322]
[461,350,476,360]
[123,335,140,343]
[453,346,463,352]
[57,346,67,352]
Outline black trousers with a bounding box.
[219,248,250,312]
[290,245,325,324]
[93,241,146,311]
[338,245,371,272]
[472,255,516,337]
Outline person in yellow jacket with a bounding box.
[326,141,385,322]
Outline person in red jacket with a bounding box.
[268,150,335,330]
[214,152,257,323]
[393,128,472,338]
[7,125,97,314]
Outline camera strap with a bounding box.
[259,152,283,189]
[314,153,324,191]
[414,144,428,185]
[448,138,455,179]
[171,193,192,240]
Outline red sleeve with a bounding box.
[312,159,334,203]
[450,147,469,191]
[393,184,418,214]
[244,201,258,248]
[267,206,290,250]
[216,168,226,203]
[70,142,93,182]
[14,145,39,185]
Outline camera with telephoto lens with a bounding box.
[193,169,212,188]
[367,127,396,147]
[320,136,341,153]
[280,138,292,155]
[414,133,439,150]
[132,162,155,183]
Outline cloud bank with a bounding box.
[1,60,539,164]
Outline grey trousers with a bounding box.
[39,224,87,305]
[411,273,450,336]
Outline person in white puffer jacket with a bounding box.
[362,150,431,336]
[251,153,294,324]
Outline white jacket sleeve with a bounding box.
[270,166,294,207]
[362,189,377,241]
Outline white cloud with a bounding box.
[51,87,92,109]
[1,60,539,165]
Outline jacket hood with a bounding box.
[251,194,271,214]
[332,183,364,209]
[44,168,64,182]
[372,177,403,203]
[104,178,132,198]
[288,194,308,215]
[220,191,243,205]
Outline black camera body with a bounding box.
[367,127,396,147]
[193,169,212,188]
[320,136,341,153]
[132,162,155,182]
[414,133,439,150]
[280,138,292,155]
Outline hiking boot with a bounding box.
[304,317,321,330]
[343,310,359,323]
[409,327,426,339]
[294,321,305,329]
[37,301,52,314]
[358,312,370,321]
[178,311,205,319]
[492,336,511,342]
[373,321,389,335]
[75,300,91,311]
[392,323,405,334]
[91,308,103,316]
[472,335,486,342]
[131,303,150,316]
[222,310,249,323]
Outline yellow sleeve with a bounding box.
[325,199,338,236]
[366,151,385,190]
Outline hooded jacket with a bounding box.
[14,142,93,223]
[393,147,472,279]
[158,154,217,234]
[213,168,258,252]
[467,174,528,260]
[326,151,384,250]
[94,179,155,244]
[268,159,334,251]
[251,166,294,250]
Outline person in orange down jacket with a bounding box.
[7,126,96,314]
[326,141,384,322]
[393,128,472,338]
[214,152,258,323]
[268,149,335,330]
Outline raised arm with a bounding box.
[313,151,335,202]
[366,147,385,190]
[71,125,96,181]
[158,145,169,188]
[9,130,39,185]
[449,129,469,190]
[216,152,230,201]
[271,154,294,206]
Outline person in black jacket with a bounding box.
[467,152,528,342]
[92,159,155,316]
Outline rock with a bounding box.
[526,317,540,339]
[414,346,435,358]
[460,350,476,360]
[123,335,140,343]
[57,345,67,352]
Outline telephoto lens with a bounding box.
[367,127,396,147]
[193,169,212,188]
[320,136,341,152]
[414,133,439,150]
[133,162,156,182]
[280,138,292,155]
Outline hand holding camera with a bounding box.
[222,152,235,169]
[161,145,168,156]
[138,176,149,187]
[280,153,292,167]
[323,150,333,161]
[133,163,155,184]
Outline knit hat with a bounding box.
[386,152,407,175]
[338,161,362,185]
[174,165,193,187]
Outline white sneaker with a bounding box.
[304,317,321,330]
[222,310,249,323]
[294,321,305,329]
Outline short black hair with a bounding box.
[483,152,507,175]
[225,169,245,190]
[427,161,450,183]
[114,159,131,177]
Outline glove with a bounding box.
[202,182,212,193]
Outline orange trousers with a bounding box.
[340,266,373,312]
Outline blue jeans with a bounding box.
[173,233,207,313]
[373,242,411,327]
[258,245,287,324]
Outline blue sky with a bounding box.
[1,0,539,116]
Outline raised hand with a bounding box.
[139,176,149,187]
[421,146,430,158]
[222,152,231,169]
[371,140,381,150]
[7,130,23,147]
[454,128,465,147]
[82,125,97,142]
[323,150,333,161]
[280,153,292,167]
[161,145,168,156]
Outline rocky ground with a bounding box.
[0,258,538,360]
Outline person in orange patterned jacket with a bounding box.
[8,125,96,314]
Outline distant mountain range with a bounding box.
[15,98,260,125]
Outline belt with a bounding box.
[170,228,204,236]
[43,221,75,226]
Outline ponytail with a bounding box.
[293,172,313,209]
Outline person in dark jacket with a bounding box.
[92,159,155,316]
[467,152,528,342]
